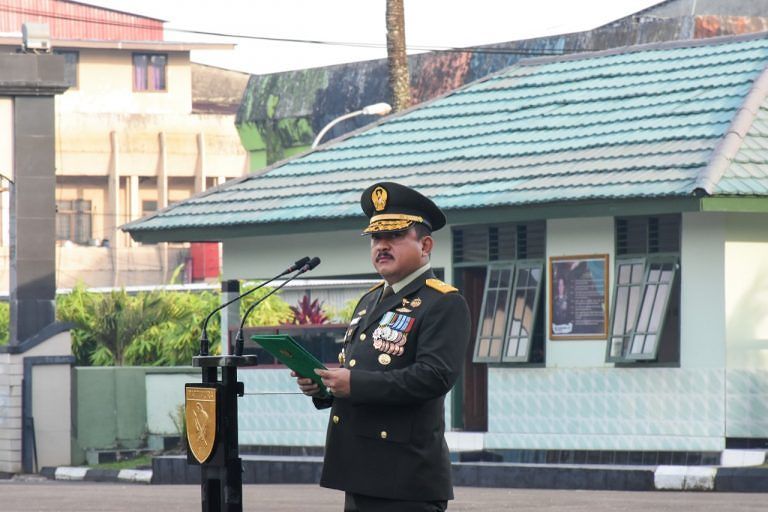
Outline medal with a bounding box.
[372,311,414,359]
[378,353,391,365]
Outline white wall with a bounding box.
[56,50,192,115]
[0,331,73,473]
[32,365,72,467]
[681,212,726,368]
[545,217,614,368]
[724,213,768,369]
[223,227,453,282]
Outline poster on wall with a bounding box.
[549,254,609,340]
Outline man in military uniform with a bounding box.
[294,181,471,511]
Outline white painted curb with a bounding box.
[654,466,716,491]
[54,467,89,481]
[720,449,767,467]
[117,469,152,484]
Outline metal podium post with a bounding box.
[186,354,257,512]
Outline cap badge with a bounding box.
[372,186,388,211]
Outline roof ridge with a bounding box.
[694,63,768,195]
[517,31,768,68]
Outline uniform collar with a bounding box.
[389,263,432,294]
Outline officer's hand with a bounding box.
[291,370,324,397]
[315,368,351,398]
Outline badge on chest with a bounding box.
[372,311,414,358]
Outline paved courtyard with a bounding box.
[0,480,765,511]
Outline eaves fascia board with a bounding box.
[700,196,768,213]
[128,197,705,243]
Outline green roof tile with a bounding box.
[124,33,768,237]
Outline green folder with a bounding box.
[251,334,329,395]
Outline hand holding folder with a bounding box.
[251,334,329,395]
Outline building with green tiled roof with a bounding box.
[125,32,768,457]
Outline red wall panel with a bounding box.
[0,0,163,41]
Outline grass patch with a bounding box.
[92,454,152,470]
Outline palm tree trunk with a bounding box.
[386,0,411,112]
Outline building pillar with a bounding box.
[128,175,139,248]
[195,132,206,193]
[0,98,11,249]
[108,130,120,286]
[10,96,57,345]
[158,131,169,283]
[0,52,68,346]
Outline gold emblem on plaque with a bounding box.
[185,386,217,464]
[372,186,388,211]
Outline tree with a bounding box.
[386,0,411,112]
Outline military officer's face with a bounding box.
[371,227,432,284]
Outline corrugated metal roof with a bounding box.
[124,32,768,236]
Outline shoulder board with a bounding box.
[426,278,457,294]
[368,281,386,292]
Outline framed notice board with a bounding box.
[549,254,609,340]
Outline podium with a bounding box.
[186,354,257,512]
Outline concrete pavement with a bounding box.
[0,480,766,511]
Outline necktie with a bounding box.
[379,286,394,303]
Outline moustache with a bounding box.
[375,252,394,262]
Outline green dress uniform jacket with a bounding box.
[313,269,471,502]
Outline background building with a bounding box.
[236,0,768,168]
[126,31,768,456]
[0,0,250,291]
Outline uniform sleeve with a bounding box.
[349,293,471,406]
[312,396,333,410]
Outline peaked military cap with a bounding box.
[360,182,446,235]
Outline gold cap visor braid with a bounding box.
[362,214,424,235]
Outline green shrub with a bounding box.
[56,283,293,366]
[0,301,8,345]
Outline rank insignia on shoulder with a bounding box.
[368,282,385,292]
[426,278,458,294]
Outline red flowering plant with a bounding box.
[288,295,329,325]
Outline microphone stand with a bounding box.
[234,257,321,356]
[186,256,310,512]
[198,256,309,356]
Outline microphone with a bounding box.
[233,257,321,356]
[198,256,310,356]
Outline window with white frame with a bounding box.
[607,215,680,363]
[455,222,546,364]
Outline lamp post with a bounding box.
[311,102,392,149]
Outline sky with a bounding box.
[81,0,664,75]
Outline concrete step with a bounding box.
[150,454,768,492]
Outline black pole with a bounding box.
[191,354,255,511]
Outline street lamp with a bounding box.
[311,102,392,149]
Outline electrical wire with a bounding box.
[0,3,597,57]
